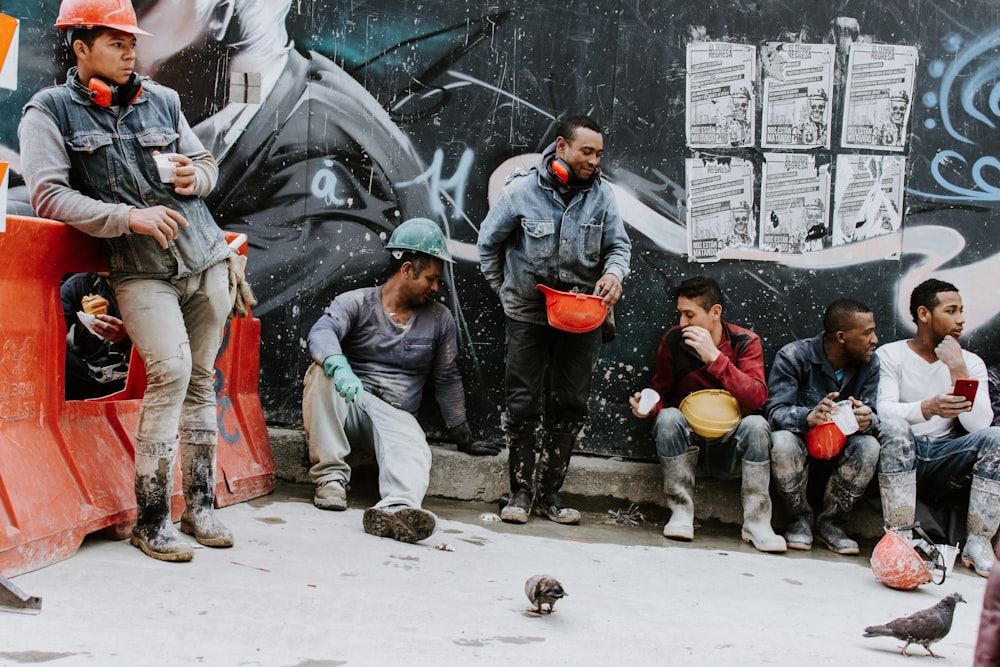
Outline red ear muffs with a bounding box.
[548,157,571,185]
[88,74,143,108]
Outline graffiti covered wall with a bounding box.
[3,0,1000,460]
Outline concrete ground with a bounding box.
[1,480,990,667]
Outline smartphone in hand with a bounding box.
[953,378,978,404]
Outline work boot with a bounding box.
[772,466,813,550]
[534,431,581,525]
[501,431,536,524]
[363,505,436,543]
[877,470,916,538]
[313,480,348,511]
[131,439,194,562]
[658,447,698,541]
[815,474,864,555]
[179,432,234,548]
[962,475,1000,577]
[740,460,787,553]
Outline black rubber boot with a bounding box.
[501,431,536,524]
[534,431,581,525]
[772,467,814,550]
[816,474,863,555]
[179,430,234,548]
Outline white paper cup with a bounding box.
[153,153,179,183]
[831,400,859,436]
[637,388,660,416]
[936,544,960,575]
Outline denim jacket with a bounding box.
[23,69,229,280]
[477,167,631,325]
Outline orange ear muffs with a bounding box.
[88,74,143,108]
[548,157,571,185]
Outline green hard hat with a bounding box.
[386,218,454,263]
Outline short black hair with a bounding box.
[386,251,435,280]
[556,115,602,144]
[66,27,110,50]
[823,298,873,336]
[909,278,959,323]
[674,275,724,313]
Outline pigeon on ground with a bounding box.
[863,592,966,658]
[525,575,566,614]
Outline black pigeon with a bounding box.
[525,575,566,614]
[863,592,966,658]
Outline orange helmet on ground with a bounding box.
[56,0,152,36]
[870,527,947,590]
[536,284,607,333]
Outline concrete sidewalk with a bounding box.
[2,481,989,666]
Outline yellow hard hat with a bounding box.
[679,389,741,438]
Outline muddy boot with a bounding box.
[363,505,437,543]
[962,475,1000,577]
[877,470,916,537]
[659,447,698,541]
[131,439,194,562]
[501,431,536,524]
[535,431,581,525]
[179,431,234,548]
[740,460,787,553]
[815,474,864,555]
[772,467,813,551]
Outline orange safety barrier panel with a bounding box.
[0,215,274,576]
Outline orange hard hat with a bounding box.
[537,284,607,333]
[805,421,846,460]
[56,0,152,35]
[870,527,947,590]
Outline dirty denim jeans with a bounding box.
[770,429,880,489]
[914,426,1000,501]
[653,408,770,479]
[302,363,432,509]
[114,261,229,443]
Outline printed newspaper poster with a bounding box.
[686,156,756,261]
[761,42,835,150]
[760,153,832,254]
[686,42,757,148]
[832,154,906,248]
[841,43,918,151]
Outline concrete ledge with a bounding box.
[268,426,885,538]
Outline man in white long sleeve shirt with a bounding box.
[876,278,1000,577]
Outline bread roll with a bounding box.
[82,294,109,317]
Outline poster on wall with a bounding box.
[760,42,835,150]
[840,43,918,151]
[686,42,757,148]
[759,153,832,254]
[686,156,756,261]
[0,14,17,91]
[832,154,905,250]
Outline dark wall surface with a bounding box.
[3,0,1000,460]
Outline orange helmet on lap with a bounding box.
[56,0,152,35]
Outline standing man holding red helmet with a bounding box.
[19,0,235,562]
[477,115,631,525]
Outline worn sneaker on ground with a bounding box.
[313,480,348,511]
[362,506,436,543]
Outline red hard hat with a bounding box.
[870,529,934,590]
[805,421,846,460]
[56,0,152,36]
[537,284,607,333]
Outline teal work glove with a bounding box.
[322,354,364,406]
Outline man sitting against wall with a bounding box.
[629,276,786,553]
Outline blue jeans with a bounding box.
[914,426,1000,501]
[501,317,602,435]
[652,408,770,479]
[875,418,917,474]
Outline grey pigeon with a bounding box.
[525,575,566,613]
[863,592,966,658]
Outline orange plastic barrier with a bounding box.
[0,215,274,576]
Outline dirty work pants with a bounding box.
[913,426,1000,501]
[302,363,431,509]
[653,408,770,479]
[113,262,229,442]
[770,429,880,490]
